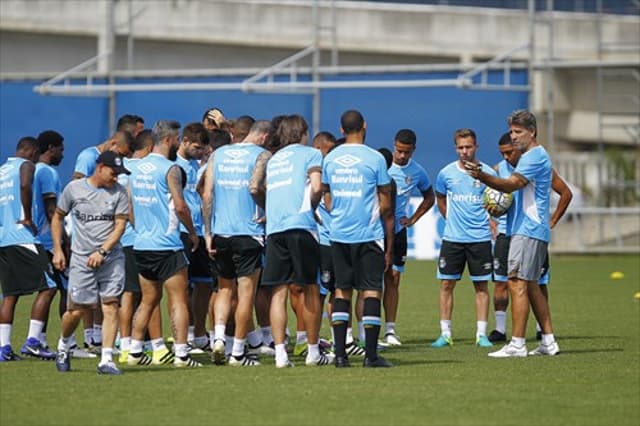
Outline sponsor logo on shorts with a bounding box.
[483,262,492,270]
[439,257,446,269]
[493,259,500,270]
[321,270,332,284]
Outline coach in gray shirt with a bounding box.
[51,151,129,375]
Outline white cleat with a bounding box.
[69,345,97,359]
[305,353,335,366]
[488,343,528,358]
[211,339,226,365]
[228,354,261,366]
[384,333,402,346]
[275,358,295,368]
[248,344,276,357]
[528,341,560,356]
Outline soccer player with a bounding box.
[202,120,272,366]
[116,129,166,364]
[262,115,333,368]
[72,131,134,180]
[488,132,573,343]
[202,107,227,131]
[431,128,496,349]
[175,122,213,352]
[465,110,560,357]
[382,129,434,346]
[32,130,67,351]
[322,109,394,368]
[52,151,129,375]
[0,137,56,362]
[127,120,202,368]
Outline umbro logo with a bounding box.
[137,162,157,174]
[334,154,361,168]
[224,149,249,160]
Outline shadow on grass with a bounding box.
[558,335,621,341]
[390,359,463,366]
[561,348,623,354]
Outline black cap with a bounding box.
[97,151,130,175]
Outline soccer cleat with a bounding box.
[55,351,70,372]
[152,347,175,365]
[127,352,153,366]
[118,350,129,364]
[84,339,102,355]
[293,342,308,357]
[488,343,527,358]
[20,337,56,360]
[335,356,350,368]
[319,338,332,352]
[363,356,393,368]
[384,333,402,346]
[275,359,295,368]
[0,345,22,362]
[345,342,366,357]
[174,355,202,368]
[488,330,507,343]
[430,335,453,348]
[69,344,97,359]
[211,339,226,365]
[528,341,560,356]
[305,353,335,366]
[476,335,494,348]
[248,343,276,357]
[228,354,261,366]
[97,361,122,375]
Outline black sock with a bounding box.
[363,297,382,361]
[331,298,350,358]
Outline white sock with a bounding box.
[187,326,195,343]
[261,326,273,346]
[440,320,452,338]
[151,338,166,351]
[511,336,526,347]
[69,334,78,348]
[84,328,92,345]
[194,335,208,348]
[275,343,287,365]
[247,330,262,347]
[495,311,507,334]
[143,341,152,352]
[39,332,48,347]
[130,339,143,354]
[476,321,488,338]
[0,324,12,347]
[120,337,131,352]
[100,347,113,365]
[541,333,555,345]
[307,343,320,360]
[27,319,45,340]
[345,327,353,345]
[357,322,365,343]
[296,331,307,345]
[58,336,71,352]
[174,343,188,358]
[92,324,102,344]
[214,325,226,341]
[232,338,246,357]
[225,335,234,356]
[385,322,396,336]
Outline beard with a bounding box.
[168,145,178,161]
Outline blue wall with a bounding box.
[0,71,528,185]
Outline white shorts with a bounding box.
[67,250,125,308]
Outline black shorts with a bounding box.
[332,241,385,292]
[213,236,263,280]
[134,250,189,283]
[180,233,217,286]
[492,234,510,282]
[0,244,49,296]
[437,240,493,282]
[262,230,319,287]
[46,251,68,291]
[391,228,408,271]
[319,244,335,292]
[123,246,141,292]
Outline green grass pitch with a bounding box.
[1,255,638,426]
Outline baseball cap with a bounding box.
[97,151,130,175]
[204,108,226,127]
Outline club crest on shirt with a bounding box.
[405,176,412,185]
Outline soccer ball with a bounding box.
[483,187,513,217]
